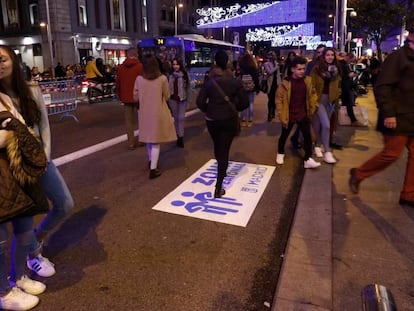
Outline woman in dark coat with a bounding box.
[196,50,249,198]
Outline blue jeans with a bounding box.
[312,94,336,152]
[29,161,74,255]
[0,217,34,293]
[241,92,255,121]
[169,99,186,137]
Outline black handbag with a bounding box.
[260,79,268,93]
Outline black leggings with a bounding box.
[278,118,313,160]
[206,118,238,191]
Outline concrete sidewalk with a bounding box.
[272,90,414,310]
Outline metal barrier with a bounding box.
[39,79,79,122]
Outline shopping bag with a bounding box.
[338,105,369,126]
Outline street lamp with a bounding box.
[340,0,357,51]
[328,14,337,48]
[39,21,54,76]
[174,1,183,36]
[40,0,54,76]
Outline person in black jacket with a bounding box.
[338,52,364,126]
[196,50,249,198]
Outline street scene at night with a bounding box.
[1,0,414,310]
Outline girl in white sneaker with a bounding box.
[0,92,46,311]
[0,46,74,278]
[309,48,341,164]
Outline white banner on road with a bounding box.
[152,159,275,227]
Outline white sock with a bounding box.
[149,144,160,170]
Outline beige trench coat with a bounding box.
[133,75,177,143]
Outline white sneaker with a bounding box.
[323,151,337,164]
[14,275,46,296]
[304,158,321,169]
[0,287,39,311]
[276,153,285,165]
[314,146,323,158]
[27,255,55,277]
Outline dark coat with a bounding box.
[374,44,414,135]
[196,66,249,121]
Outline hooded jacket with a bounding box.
[374,44,414,135]
[116,57,143,104]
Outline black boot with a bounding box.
[149,169,162,179]
[177,137,184,148]
[214,188,226,198]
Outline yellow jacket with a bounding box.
[275,76,318,127]
[309,66,341,103]
[85,60,103,79]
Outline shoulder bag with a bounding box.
[210,78,241,136]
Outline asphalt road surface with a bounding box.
[26,93,305,311]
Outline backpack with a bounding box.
[241,74,255,92]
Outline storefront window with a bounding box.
[104,49,126,67]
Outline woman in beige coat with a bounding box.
[133,54,177,179]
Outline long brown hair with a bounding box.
[0,45,41,127]
[316,47,338,74]
[171,57,189,84]
[142,54,162,80]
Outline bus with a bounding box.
[138,34,245,108]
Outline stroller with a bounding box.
[352,63,369,96]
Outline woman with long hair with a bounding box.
[168,57,189,148]
[0,45,74,279]
[309,47,342,164]
[0,49,48,310]
[282,51,297,78]
[238,53,260,127]
[133,54,177,179]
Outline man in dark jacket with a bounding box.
[116,47,143,150]
[349,31,414,207]
[338,52,364,126]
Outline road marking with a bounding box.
[152,159,275,227]
[53,109,201,167]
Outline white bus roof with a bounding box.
[176,34,244,49]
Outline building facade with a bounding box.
[0,0,201,74]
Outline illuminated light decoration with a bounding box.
[196,0,307,29]
[246,23,314,42]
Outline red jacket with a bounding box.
[116,57,143,104]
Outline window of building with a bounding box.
[28,3,39,25]
[161,9,167,21]
[110,0,125,30]
[1,0,20,29]
[77,0,88,26]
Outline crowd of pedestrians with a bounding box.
[0,27,413,309]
